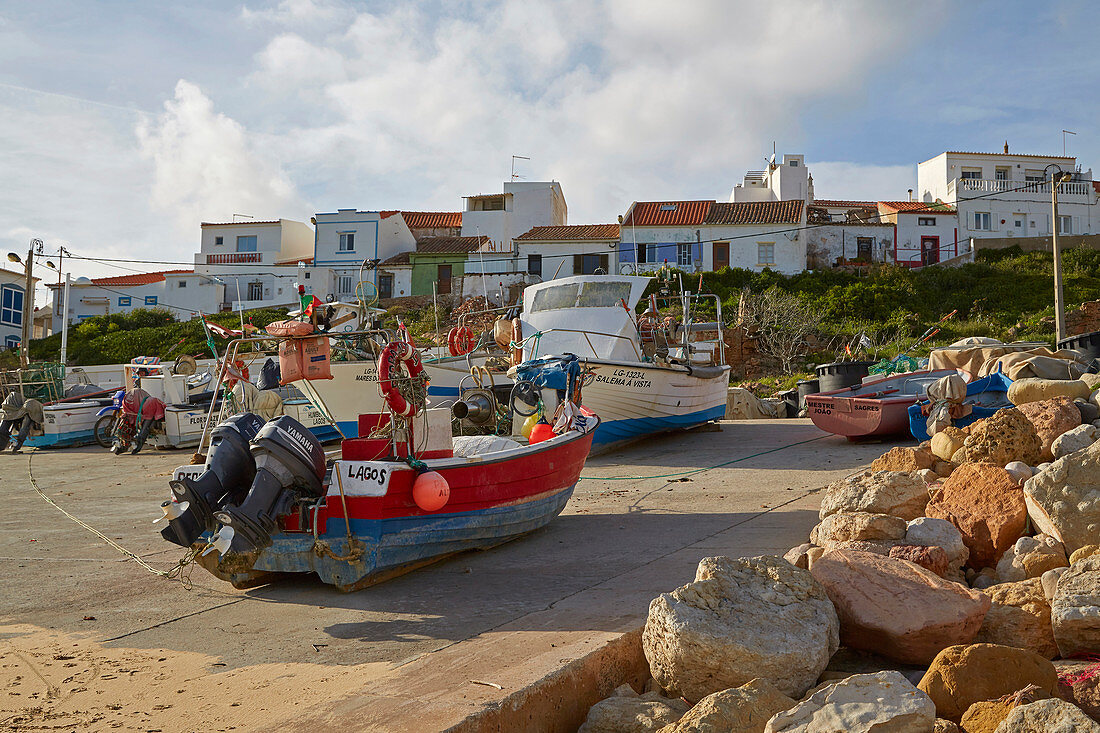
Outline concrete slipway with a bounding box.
[0,419,887,732]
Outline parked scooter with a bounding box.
[94,390,126,448]
[110,388,166,455]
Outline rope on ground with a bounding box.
[25,448,204,587]
[580,434,829,481]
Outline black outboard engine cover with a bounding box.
[212,415,326,556]
[162,412,264,547]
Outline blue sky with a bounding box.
[1,0,1098,285]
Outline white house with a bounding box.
[730,153,814,204]
[514,224,620,280]
[876,201,960,267]
[805,200,895,268]
[917,148,1098,241]
[48,270,225,327]
[196,219,314,310]
[0,267,38,350]
[461,181,568,275]
[618,200,808,275]
[313,209,417,301]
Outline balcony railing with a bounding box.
[949,178,1093,198]
[205,252,263,264]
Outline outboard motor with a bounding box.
[160,412,265,547]
[207,415,326,558]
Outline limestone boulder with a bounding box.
[905,517,970,577]
[1017,396,1082,461]
[932,428,967,461]
[871,446,936,473]
[656,678,794,733]
[809,512,907,547]
[1052,423,1100,459]
[1008,377,1092,406]
[783,544,815,570]
[971,568,997,590]
[934,720,959,733]
[1077,397,1100,424]
[824,540,897,555]
[974,578,1057,659]
[643,555,839,702]
[925,463,1028,569]
[580,685,691,733]
[1051,556,1100,658]
[763,671,935,733]
[1041,567,1068,601]
[962,408,1042,466]
[818,647,927,688]
[1072,545,1100,563]
[995,534,1068,583]
[992,699,1100,732]
[1004,461,1033,484]
[1023,440,1100,553]
[890,544,950,577]
[818,471,930,521]
[959,700,1015,733]
[810,550,990,665]
[1055,659,1100,721]
[917,643,1058,722]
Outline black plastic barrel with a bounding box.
[796,378,820,409]
[1058,330,1100,361]
[777,389,799,418]
[816,360,874,393]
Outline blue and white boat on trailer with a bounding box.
[515,274,730,453]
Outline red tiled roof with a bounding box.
[515,224,620,241]
[415,236,488,255]
[275,256,314,265]
[380,252,411,266]
[623,201,714,227]
[809,199,878,209]
[705,200,803,225]
[200,220,281,226]
[878,201,957,215]
[1093,181,1100,194]
[88,269,192,286]
[402,211,463,229]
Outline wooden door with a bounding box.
[437,264,452,294]
[713,241,729,270]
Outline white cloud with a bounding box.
[136,80,309,230]
[810,162,916,203]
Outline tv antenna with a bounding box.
[1062,129,1076,157]
[511,155,530,180]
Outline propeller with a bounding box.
[202,525,235,557]
[153,499,190,524]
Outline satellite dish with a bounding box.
[172,354,197,376]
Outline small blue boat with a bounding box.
[908,371,1013,441]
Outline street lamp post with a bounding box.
[1048,166,1069,341]
[8,240,40,368]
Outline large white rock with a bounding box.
[763,671,936,733]
[643,555,839,702]
[656,678,794,733]
[810,513,908,547]
[1052,423,1100,458]
[993,698,1100,732]
[904,517,970,578]
[995,534,1068,583]
[818,471,930,521]
[1051,556,1100,658]
[579,684,690,733]
[1023,441,1100,553]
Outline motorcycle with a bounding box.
[94,390,126,448]
[109,388,166,455]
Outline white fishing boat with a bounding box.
[513,274,730,452]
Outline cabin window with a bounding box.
[576,281,632,308]
[531,283,579,312]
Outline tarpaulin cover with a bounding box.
[513,354,580,392]
[121,388,165,422]
[930,345,1089,380]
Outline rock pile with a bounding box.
[579,378,1100,732]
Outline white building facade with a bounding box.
[196,219,314,310]
[0,267,37,349]
[805,200,895,268]
[514,224,620,281]
[49,270,224,327]
[917,150,1098,241]
[730,153,814,204]
[313,209,416,301]
[462,181,568,275]
[876,202,960,267]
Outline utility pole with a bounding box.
[1051,171,1067,341]
[13,241,40,368]
[60,273,70,365]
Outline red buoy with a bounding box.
[529,420,555,445]
[412,471,450,511]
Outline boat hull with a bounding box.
[806,369,964,439]
[196,419,596,590]
[25,401,106,448]
[579,360,730,452]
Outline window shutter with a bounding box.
[600,254,609,273]
[573,254,583,275]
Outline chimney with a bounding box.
[908,188,914,202]
[1004,140,1009,154]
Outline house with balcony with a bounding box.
[48,270,224,327]
[195,219,314,310]
[461,181,568,276]
[917,148,1098,241]
[805,199,895,268]
[515,224,620,281]
[313,209,418,301]
[618,199,807,275]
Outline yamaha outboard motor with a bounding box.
[207,415,326,558]
[160,412,264,547]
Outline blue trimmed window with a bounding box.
[5,335,19,348]
[0,285,23,326]
[118,296,131,306]
[145,296,158,306]
[339,232,355,251]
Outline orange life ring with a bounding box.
[448,326,476,356]
[378,341,426,417]
[511,318,523,364]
